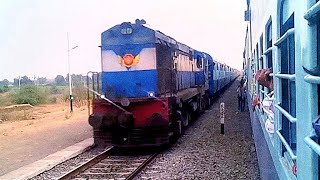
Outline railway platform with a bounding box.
[0,138,94,180]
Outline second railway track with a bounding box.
[58,147,159,180]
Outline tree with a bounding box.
[37,77,47,85]
[13,78,19,86]
[66,74,87,86]
[0,85,9,93]
[13,76,33,86]
[20,76,33,85]
[0,79,9,86]
[55,75,66,86]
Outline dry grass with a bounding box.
[0,104,34,121]
[0,93,13,107]
[0,110,33,121]
[0,93,89,123]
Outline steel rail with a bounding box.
[125,152,159,180]
[58,147,113,180]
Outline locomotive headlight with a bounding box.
[123,54,134,66]
[148,91,155,97]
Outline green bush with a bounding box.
[73,85,88,100]
[11,86,47,105]
[50,85,61,94]
[0,85,9,93]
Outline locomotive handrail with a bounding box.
[274,73,296,81]
[87,71,100,116]
[87,87,130,113]
[274,28,295,46]
[304,134,320,156]
[304,74,320,84]
[263,47,273,55]
[274,104,297,123]
[304,1,320,21]
[276,130,297,160]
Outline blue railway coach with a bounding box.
[88,19,238,147]
[243,0,320,179]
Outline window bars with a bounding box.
[274,27,297,161]
[303,1,320,157]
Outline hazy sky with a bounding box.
[0,0,246,81]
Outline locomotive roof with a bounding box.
[101,21,193,53]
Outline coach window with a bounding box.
[265,20,273,68]
[253,50,256,95]
[278,0,296,162]
[256,44,259,71]
[256,44,261,98]
[259,35,266,102]
[317,3,320,115]
[318,16,320,118]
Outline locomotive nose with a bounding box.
[88,114,104,128]
[148,113,167,127]
[88,113,116,128]
[118,112,134,128]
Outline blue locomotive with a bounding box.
[243,0,320,179]
[88,19,238,147]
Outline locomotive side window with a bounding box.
[196,55,203,69]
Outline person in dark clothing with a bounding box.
[240,77,245,87]
[237,84,245,111]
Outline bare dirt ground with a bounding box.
[0,103,92,175]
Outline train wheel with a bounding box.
[169,119,182,145]
[172,111,183,137]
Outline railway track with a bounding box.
[57,147,158,180]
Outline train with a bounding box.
[88,19,238,148]
[243,0,320,179]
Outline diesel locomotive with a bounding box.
[88,19,238,147]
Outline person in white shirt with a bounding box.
[251,68,274,133]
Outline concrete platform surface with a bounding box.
[0,138,94,180]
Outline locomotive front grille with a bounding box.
[92,126,169,147]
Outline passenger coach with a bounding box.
[243,0,320,179]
